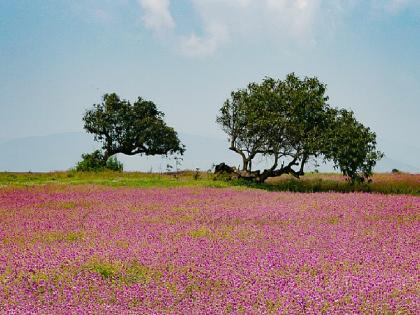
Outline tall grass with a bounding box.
[237,174,420,195]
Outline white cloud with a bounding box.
[138,0,175,33]
[133,0,420,57]
[175,0,325,57]
[179,23,229,58]
[262,0,322,37]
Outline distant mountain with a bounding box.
[0,132,241,172]
[117,133,242,172]
[0,132,418,173]
[375,137,420,173]
[0,133,98,172]
[374,156,420,173]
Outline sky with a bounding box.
[0,0,419,170]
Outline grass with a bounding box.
[84,259,160,285]
[0,171,230,189]
[0,171,419,195]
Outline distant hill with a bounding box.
[0,132,418,173]
[0,132,241,172]
[0,133,98,172]
[375,137,420,173]
[374,156,419,173]
[117,133,242,172]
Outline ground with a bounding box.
[0,173,419,313]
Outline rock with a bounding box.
[214,162,235,174]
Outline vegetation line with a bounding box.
[0,171,418,196]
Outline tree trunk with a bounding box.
[242,157,249,172]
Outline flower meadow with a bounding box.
[0,186,419,314]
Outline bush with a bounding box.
[106,156,123,172]
[76,150,123,172]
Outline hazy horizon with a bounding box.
[0,131,419,174]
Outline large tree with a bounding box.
[83,93,184,161]
[216,74,383,183]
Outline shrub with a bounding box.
[106,156,123,172]
[76,150,123,172]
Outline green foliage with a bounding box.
[75,150,123,172]
[83,93,184,161]
[123,261,154,285]
[323,109,383,183]
[217,73,383,183]
[86,261,120,279]
[75,150,107,172]
[106,155,123,172]
[85,259,158,285]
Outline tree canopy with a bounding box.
[83,93,184,161]
[216,73,383,183]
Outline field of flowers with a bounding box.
[0,185,419,313]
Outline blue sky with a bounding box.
[0,0,419,170]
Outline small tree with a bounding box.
[83,93,185,162]
[217,73,383,183]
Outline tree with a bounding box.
[83,93,185,162]
[323,109,383,182]
[216,73,383,183]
